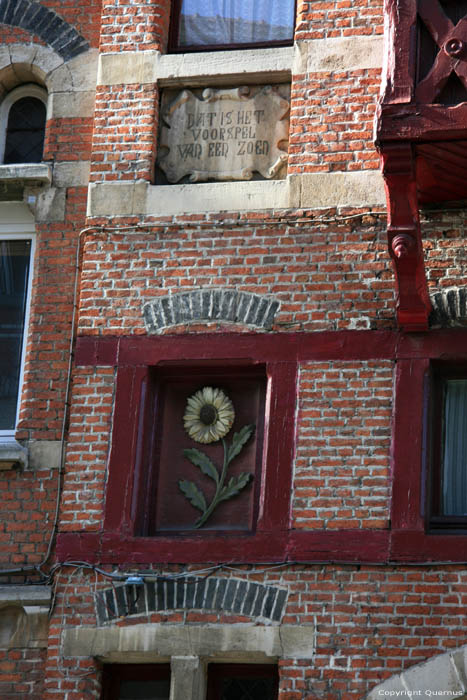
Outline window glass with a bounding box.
[118,679,170,699]
[441,378,467,516]
[0,239,31,431]
[174,0,295,49]
[101,664,171,700]
[4,96,46,164]
[207,664,279,700]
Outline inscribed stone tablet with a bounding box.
[158,85,289,183]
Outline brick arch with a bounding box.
[0,0,89,61]
[95,577,288,625]
[430,288,467,327]
[143,289,280,333]
[367,646,467,699]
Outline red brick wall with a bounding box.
[78,213,394,335]
[293,360,393,530]
[0,648,46,698]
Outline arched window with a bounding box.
[0,84,47,165]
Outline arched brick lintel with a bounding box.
[366,646,467,699]
[430,288,467,328]
[143,289,280,334]
[0,0,89,61]
[95,577,288,626]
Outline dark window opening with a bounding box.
[428,364,467,530]
[0,239,31,431]
[169,0,296,52]
[101,664,171,700]
[207,664,279,700]
[4,96,46,164]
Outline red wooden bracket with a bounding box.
[380,143,431,331]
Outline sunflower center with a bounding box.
[199,404,218,426]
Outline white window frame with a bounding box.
[0,84,48,164]
[0,231,35,438]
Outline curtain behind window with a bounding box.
[442,379,467,515]
[179,0,295,47]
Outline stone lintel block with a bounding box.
[290,171,386,209]
[28,439,63,470]
[52,161,91,188]
[88,181,148,217]
[63,623,315,660]
[306,34,383,73]
[48,90,95,119]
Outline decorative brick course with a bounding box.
[143,289,280,333]
[96,577,288,625]
[0,0,89,60]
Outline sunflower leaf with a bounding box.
[227,424,255,463]
[218,472,253,502]
[183,448,219,484]
[178,480,207,513]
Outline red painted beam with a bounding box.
[380,144,431,331]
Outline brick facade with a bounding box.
[2,0,467,698]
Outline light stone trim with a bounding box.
[0,163,51,185]
[170,656,206,700]
[0,586,51,649]
[47,90,95,119]
[366,646,467,699]
[28,440,63,470]
[306,35,383,73]
[97,47,295,87]
[0,44,98,118]
[0,440,28,469]
[52,161,91,188]
[291,171,386,209]
[87,171,385,217]
[63,623,315,660]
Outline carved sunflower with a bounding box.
[183,386,235,444]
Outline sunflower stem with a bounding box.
[194,438,230,529]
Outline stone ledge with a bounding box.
[88,171,385,217]
[0,163,52,203]
[64,622,314,660]
[0,585,51,606]
[97,46,294,87]
[96,577,288,626]
[143,290,280,334]
[0,440,28,470]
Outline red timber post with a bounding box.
[380,143,431,331]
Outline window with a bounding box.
[169,0,296,52]
[101,664,171,699]
[0,237,33,434]
[207,664,278,700]
[0,84,47,165]
[428,364,467,530]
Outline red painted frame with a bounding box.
[58,331,395,565]
[57,329,467,565]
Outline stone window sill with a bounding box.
[0,163,52,186]
[0,440,28,469]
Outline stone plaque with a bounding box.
[158,85,289,183]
